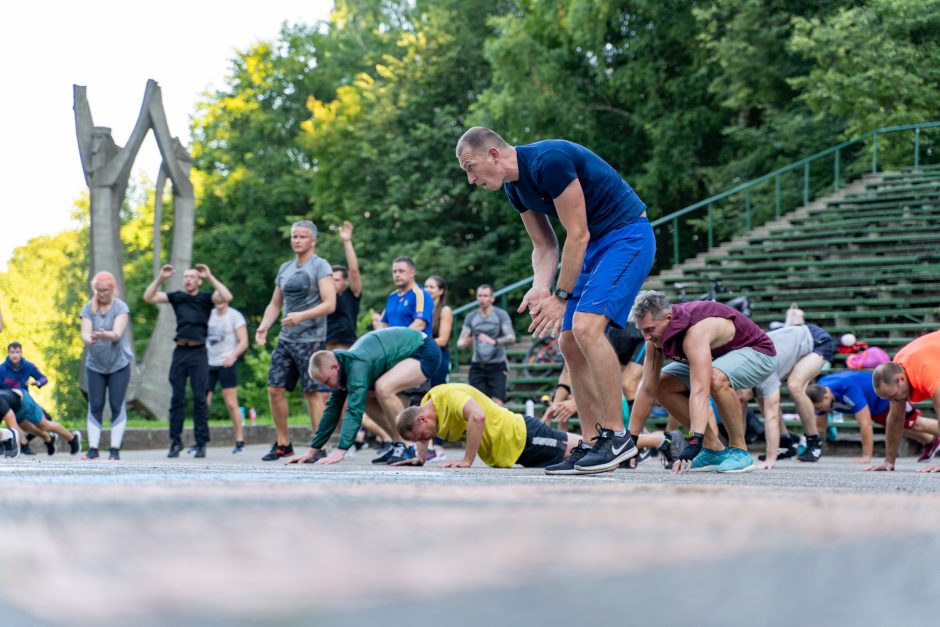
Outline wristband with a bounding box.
[555,383,572,395]
[677,432,705,461]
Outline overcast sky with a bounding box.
[0,1,333,270]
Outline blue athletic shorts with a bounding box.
[562,218,656,331]
[15,391,44,425]
[409,334,442,382]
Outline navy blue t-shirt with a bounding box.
[504,140,647,239]
[817,370,889,418]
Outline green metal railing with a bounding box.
[449,121,940,368]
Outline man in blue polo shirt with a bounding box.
[456,127,656,474]
[373,256,433,332]
[807,370,940,464]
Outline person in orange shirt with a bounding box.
[868,330,940,473]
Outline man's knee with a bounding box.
[558,331,581,359]
[570,315,605,346]
[710,368,733,394]
[268,386,286,400]
[374,378,399,399]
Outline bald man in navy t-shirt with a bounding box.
[456,127,656,475]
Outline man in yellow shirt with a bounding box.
[395,383,582,469]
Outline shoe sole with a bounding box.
[544,467,585,476]
[717,463,756,474]
[573,446,638,473]
[688,464,721,472]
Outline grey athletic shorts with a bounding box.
[662,347,776,392]
[756,325,814,398]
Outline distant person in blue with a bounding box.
[456,127,656,474]
[1,342,49,391]
[807,370,940,464]
[372,257,433,333]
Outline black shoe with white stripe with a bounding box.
[545,441,593,476]
[574,424,638,474]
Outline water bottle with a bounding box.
[248,407,257,425]
[524,399,535,417]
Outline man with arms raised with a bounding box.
[868,330,940,473]
[628,291,776,474]
[256,220,336,461]
[290,327,440,466]
[456,127,655,474]
[144,263,233,457]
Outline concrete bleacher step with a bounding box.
[490,167,940,439]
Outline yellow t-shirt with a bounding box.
[424,383,526,468]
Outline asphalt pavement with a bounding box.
[2,445,939,626]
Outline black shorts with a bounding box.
[607,325,645,365]
[469,361,508,402]
[267,340,325,393]
[515,416,568,467]
[409,335,442,382]
[208,365,237,391]
[808,324,834,361]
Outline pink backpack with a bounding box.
[846,346,890,369]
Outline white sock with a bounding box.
[1,428,13,442]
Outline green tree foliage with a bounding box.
[5,0,940,417]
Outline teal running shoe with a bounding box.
[717,448,755,474]
[689,448,728,472]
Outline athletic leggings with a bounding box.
[86,364,130,449]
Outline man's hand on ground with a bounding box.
[865,461,895,471]
[315,449,347,465]
[441,459,472,468]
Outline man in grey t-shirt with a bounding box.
[457,284,516,404]
[256,220,336,461]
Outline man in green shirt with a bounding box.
[290,327,441,465]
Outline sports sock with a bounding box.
[613,429,627,437]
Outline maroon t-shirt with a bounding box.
[661,301,775,363]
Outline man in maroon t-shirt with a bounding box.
[627,291,776,474]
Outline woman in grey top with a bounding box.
[80,271,134,460]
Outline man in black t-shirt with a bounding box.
[326,221,362,350]
[144,263,233,458]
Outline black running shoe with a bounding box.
[167,441,183,458]
[3,430,18,458]
[262,442,294,461]
[303,449,328,464]
[574,424,638,474]
[83,447,100,460]
[45,432,58,455]
[194,444,207,458]
[21,443,36,456]
[108,448,120,461]
[232,442,246,454]
[758,434,799,462]
[372,443,398,464]
[69,431,82,455]
[798,436,822,463]
[659,430,685,470]
[545,441,593,475]
[386,442,416,465]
